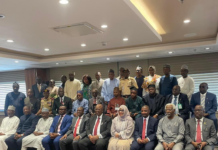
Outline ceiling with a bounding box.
[0,0,217,71]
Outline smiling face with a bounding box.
[149,67,155,76]
[165,105,175,118]
[95,104,103,116]
[118,108,124,117]
[141,106,150,118]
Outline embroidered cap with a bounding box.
[8,105,15,111]
[42,108,49,112]
[181,64,188,70]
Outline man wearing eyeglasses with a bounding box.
[190,83,217,130]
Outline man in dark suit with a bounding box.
[52,88,72,116]
[59,107,89,150]
[190,83,217,130]
[5,106,38,150]
[165,85,190,122]
[32,76,47,100]
[185,105,217,150]
[131,105,158,150]
[42,106,72,150]
[78,104,112,150]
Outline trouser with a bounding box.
[78,137,108,150]
[42,135,63,150]
[154,142,184,150]
[185,143,214,150]
[5,134,26,150]
[59,134,80,150]
[131,140,156,150]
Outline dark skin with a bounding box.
[27,89,34,98]
[130,90,138,117]
[136,69,143,78]
[58,88,64,97]
[88,104,103,144]
[107,72,115,105]
[91,89,98,116]
[109,89,120,118]
[50,106,67,139]
[119,68,124,78]
[49,80,55,88]
[181,69,188,78]
[172,85,180,96]
[163,67,171,77]
[149,67,155,76]
[61,75,67,83]
[60,107,84,141]
[199,83,209,117]
[69,73,75,81]
[13,85,19,94]
[191,105,207,150]
[0,110,15,135]
[43,92,49,99]
[95,72,101,81]
[123,70,129,79]
[148,87,158,118]
[83,76,89,85]
[36,77,42,85]
[73,93,83,117]
[34,111,49,136]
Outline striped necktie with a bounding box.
[201,94,205,109]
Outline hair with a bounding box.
[108,69,115,74]
[165,103,176,110]
[114,87,119,91]
[24,105,31,110]
[148,84,156,89]
[82,74,92,85]
[119,67,124,71]
[50,79,55,84]
[130,86,138,92]
[59,105,67,109]
[77,107,84,111]
[142,105,150,110]
[61,75,67,78]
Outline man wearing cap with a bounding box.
[4,82,26,118]
[21,108,53,150]
[32,76,48,100]
[90,72,105,97]
[177,64,195,102]
[0,106,20,150]
[36,89,53,116]
[135,66,145,97]
[119,68,138,100]
[64,72,81,101]
[159,64,178,97]
[71,91,89,118]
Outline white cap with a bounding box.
[181,64,188,70]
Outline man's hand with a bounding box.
[74,112,78,117]
[168,142,175,150]
[191,141,200,148]
[89,135,95,144]
[204,113,209,117]
[141,138,149,144]
[33,131,38,136]
[153,114,158,119]
[115,133,120,138]
[110,113,113,118]
[92,135,99,142]
[60,134,67,140]
[137,138,142,144]
[200,142,207,150]
[0,132,5,136]
[15,134,22,139]
[162,142,168,150]
[74,135,80,141]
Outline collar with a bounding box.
[173,94,180,98]
[97,114,103,119]
[200,92,207,97]
[195,117,204,122]
[78,115,84,119]
[37,83,41,86]
[143,116,149,120]
[60,114,66,117]
[59,96,65,99]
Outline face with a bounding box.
[92,90,98,97]
[49,80,55,87]
[141,106,150,118]
[95,73,100,80]
[83,76,89,85]
[165,105,175,117]
[41,112,49,119]
[77,93,83,101]
[113,89,119,97]
[59,106,67,115]
[123,71,129,78]
[36,77,42,84]
[149,67,155,76]
[23,107,31,115]
[199,83,208,94]
[13,85,19,93]
[69,73,74,80]
[95,105,103,116]
[27,89,34,97]
[119,68,124,76]
[194,105,204,119]
[136,69,142,76]
[58,88,64,97]
[172,86,180,96]
[163,67,171,75]
[7,110,15,117]
[118,108,124,117]
[61,76,67,83]
[130,90,137,99]
[181,69,188,77]
[148,87,156,95]
[109,72,114,80]
[77,107,84,117]
[43,92,49,99]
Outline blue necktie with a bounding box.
[174,96,177,106]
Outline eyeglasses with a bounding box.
[119,110,124,112]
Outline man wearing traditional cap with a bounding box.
[71,91,89,118]
[36,89,53,116]
[177,64,195,102]
[4,82,26,118]
[0,106,20,150]
[135,66,145,97]
[90,72,104,97]
[159,64,178,97]
[21,108,53,150]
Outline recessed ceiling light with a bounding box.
[0,15,5,18]
[205,47,210,50]
[106,58,110,60]
[7,40,14,43]
[15,61,19,63]
[101,25,108,28]
[136,55,139,58]
[80,60,83,62]
[56,63,59,65]
[81,44,86,47]
[168,51,173,54]
[59,0,69,4]
[44,48,49,51]
[184,20,190,23]
[123,38,128,41]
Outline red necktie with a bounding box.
[73,117,81,137]
[94,117,100,136]
[142,118,147,140]
[93,98,96,104]
[196,120,202,142]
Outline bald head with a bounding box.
[194,105,204,119]
[172,85,180,96]
[95,72,101,81]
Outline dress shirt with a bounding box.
[92,114,103,138]
[195,117,203,141]
[75,115,83,135]
[57,114,66,134]
[59,96,65,103]
[171,95,180,115]
[37,84,41,92]
[138,116,150,141]
[200,92,207,109]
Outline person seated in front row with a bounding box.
[42,106,72,150]
[126,87,143,119]
[36,89,53,116]
[184,105,217,150]
[71,90,88,118]
[131,105,158,150]
[21,108,53,150]
[78,104,112,150]
[108,105,134,150]
[165,85,190,122]
[155,104,185,150]
[5,106,38,150]
[107,87,125,118]
[59,107,89,150]
[88,89,105,117]
[142,84,165,120]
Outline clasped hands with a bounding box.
[49,133,59,139]
[33,131,43,136]
[191,141,207,150]
[14,133,23,139]
[162,142,175,150]
[88,135,99,144]
[60,134,80,141]
[137,138,149,144]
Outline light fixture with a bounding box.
[44,48,49,51]
[15,61,19,63]
[59,0,69,4]
[81,44,86,47]
[7,40,14,43]
[0,15,5,18]
[205,47,210,50]
[123,38,128,41]
[136,55,139,58]
[184,20,190,23]
[106,58,110,60]
[168,51,173,54]
[101,25,108,28]
[80,60,83,62]
[56,63,59,65]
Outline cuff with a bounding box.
[58,133,61,135]
[147,137,150,141]
[98,134,103,138]
[173,140,178,144]
[79,135,82,139]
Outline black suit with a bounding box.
[78,114,112,150]
[32,83,47,100]
[52,96,72,116]
[165,93,190,122]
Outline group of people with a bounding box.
[1,63,217,150]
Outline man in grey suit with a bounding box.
[88,88,105,117]
[78,104,112,150]
[185,105,217,150]
[59,107,89,150]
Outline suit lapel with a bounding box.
[202,118,207,141]
[197,93,201,105]
[79,116,86,132]
[205,93,209,111]
[72,116,77,128]
[192,118,197,139]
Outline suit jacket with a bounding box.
[190,92,217,115]
[185,118,217,145]
[52,96,72,116]
[166,93,190,118]
[88,96,105,114]
[134,116,158,141]
[16,113,38,136]
[32,83,47,99]
[50,115,72,135]
[86,114,112,141]
[66,115,89,139]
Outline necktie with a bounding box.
[142,118,147,140]
[73,117,81,137]
[93,98,96,104]
[55,115,63,133]
[196,120,202,142]
[201,95,205,109]
[174,96,178,114]
[60,97,63,104]
[94,117,100,136]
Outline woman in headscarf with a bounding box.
[81,75,92,100]
[141,65,161,96]
[108,105,134,150]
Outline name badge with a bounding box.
[178,104,182,109]
[115,103,120,111]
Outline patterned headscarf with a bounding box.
[148,65,156,73]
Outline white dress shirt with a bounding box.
[171,95,180,114]
[195,117,203,141]
[178,76,195,101]
[137,116,150,141]
[75,115,83,134]
[92,114,103,138]
[59,96,65,103]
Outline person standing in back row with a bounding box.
[32,77,47,100]
[90,72,104,97]
[135,66,145,97]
